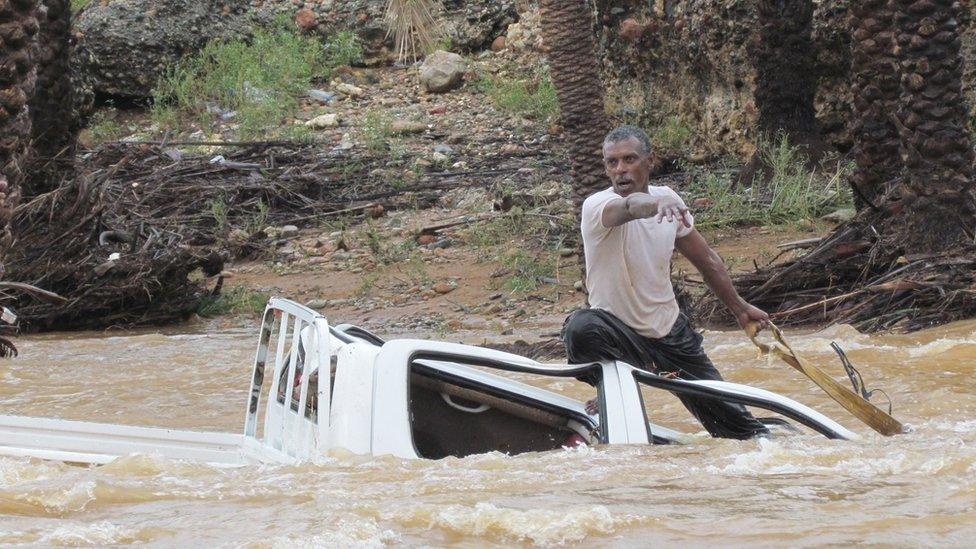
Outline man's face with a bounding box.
[603,137,652,197]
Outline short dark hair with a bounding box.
[603,125,652,155]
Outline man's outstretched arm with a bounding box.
[601,192,692,228]
[675,229,769,330]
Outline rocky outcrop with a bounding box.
[75,0,516,98]
[593,0,975,159]
[73,0,253,98]
[253,0,515,58]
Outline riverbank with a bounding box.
[18,9,852,337]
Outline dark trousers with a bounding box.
[562,308,768,440]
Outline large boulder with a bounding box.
[419,50,467,93]
[74,0,253,98]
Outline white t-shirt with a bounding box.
[581,186,694,338]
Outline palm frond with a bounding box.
[384,0,444,63]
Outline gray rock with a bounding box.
[433,144,455,155]
[420,50,467,93]
[334,82,365,98]
[307,90,338,104]
[821,208,856,223]
[334,139,356,151]
[280,225,300,238]
[390,120,427,135]
[305,113,341,129]
[305,299,328,309]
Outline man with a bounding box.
[562,125,770,440]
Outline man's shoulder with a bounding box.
[582,187,617,209]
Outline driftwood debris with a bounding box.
[689,214,976,333]
[7,139,565,331]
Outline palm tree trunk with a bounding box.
[891,0,976,253]
[538,0,609,209]
[740,0,825,185]
[28,0,74,197]
[0,0,39,263]
[849,0,901,211]
[754,0,819,142]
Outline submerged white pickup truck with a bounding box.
[0,298,856,465]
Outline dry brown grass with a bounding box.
[385,0,443,63]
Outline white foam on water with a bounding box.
[388,502,644,545]
[708,438,813,475]
[907,338,976,358]
[707,435,976,481]
[0,456,66,485]
[928,418,976,434]
[38,521,143,546]
[261,518,400,548]
[0,479,98,516]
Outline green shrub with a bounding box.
[71,0,90,11]
[152,26,361,140]
[463,210,568,253]
[197,285,268,317]
[325,30,364,68]
[502,249,556,293]
[361,109,394,152]
[650,115,693,152]
[685,136,853,229]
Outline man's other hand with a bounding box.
[735,304,770,332]
[654,196,692,228]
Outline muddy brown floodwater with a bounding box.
[0,321,974,546]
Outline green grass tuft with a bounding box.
[479,69,559,122]
[650,115,693,152]
[86,108,126,144]
[197,285,269,317]
[361,109,395,152]
[151,25,362,140]
[685,136,853,229]
[502,249,557,293]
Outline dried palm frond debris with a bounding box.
[6,139,561,332]
[385,0,443,63]
[689,216,976,333]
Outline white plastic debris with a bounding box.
[1,307,16,325]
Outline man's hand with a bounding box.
[654,195,692,228]
[735,304,770,332]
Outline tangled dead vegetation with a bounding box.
[689,211,976,333]
[6,139,563,331]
